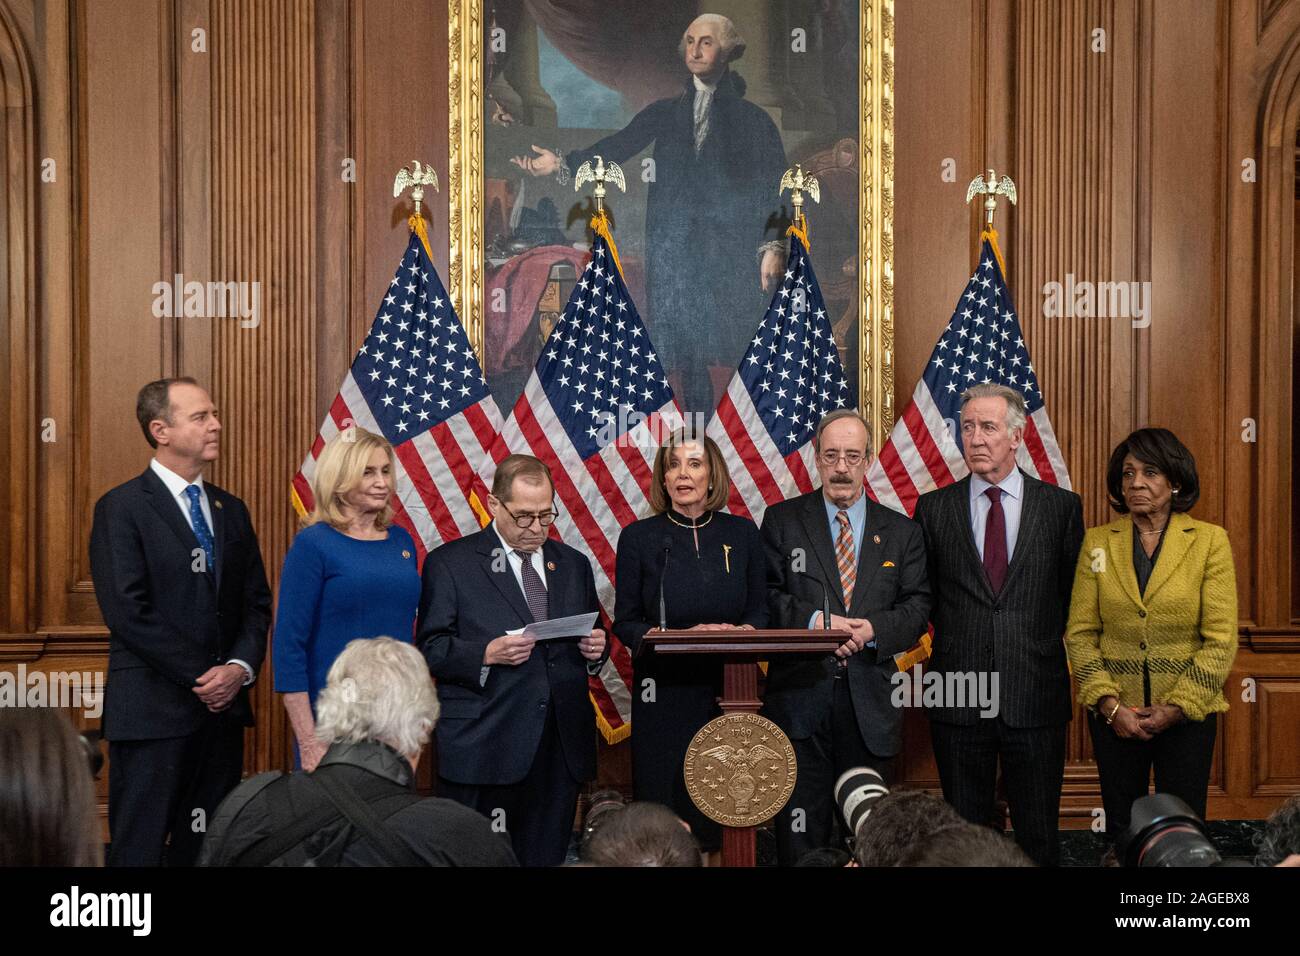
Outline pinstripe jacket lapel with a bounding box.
[999,472,1040,595]
[949,476,995,601]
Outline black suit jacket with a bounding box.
[416,526,605,787]
[760,490,931,758]
[913,470,1084,727]
[89,467,272,741]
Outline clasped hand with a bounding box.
[826,613,873,658]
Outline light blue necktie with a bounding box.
[185,485,216,574]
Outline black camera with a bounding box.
[1118,793,1246,867]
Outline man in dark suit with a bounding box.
[762,410,931,865]
[416,454,608,867]
[913,384,1084,866]
[89,377,271,866]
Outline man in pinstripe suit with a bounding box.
[914,385,1083,866]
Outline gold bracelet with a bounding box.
[1104,699,1122,724]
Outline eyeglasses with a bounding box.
[499,503,557,528]
[818,450,867,467]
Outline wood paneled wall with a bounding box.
[1,0,1296,830]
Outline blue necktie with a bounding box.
[185,485,216,574]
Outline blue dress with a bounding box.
[272,522,421,706]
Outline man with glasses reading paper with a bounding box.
[416,454,607,866]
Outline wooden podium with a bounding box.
[642,627,851,867]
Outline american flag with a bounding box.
[489,214,683,744]
[707,230,851,526]
[292,223,503,562]
[865,230,1071,516]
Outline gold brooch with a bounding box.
[213,500,223,509]
[402,550,411,559]
[872,534,880,544]
[547,560,557,571]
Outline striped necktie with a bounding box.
[835,510,856,610]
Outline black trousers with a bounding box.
[774,675,895,866]
[438,703,579,867]
[929,717,1067,866]
[1088,710,1217,839]
[108,716,245,867]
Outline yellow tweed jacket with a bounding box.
[1064,513,1237,722]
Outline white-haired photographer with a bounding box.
[314,637,438,763]
[200,638,518,866]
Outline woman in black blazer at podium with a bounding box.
[613,429,768,849]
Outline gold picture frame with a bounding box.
[447,0,895,444]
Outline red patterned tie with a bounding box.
[983,487,1008,595]
[835,510,856,610]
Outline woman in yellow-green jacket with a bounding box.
[1065,428,1237,840]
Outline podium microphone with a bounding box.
[809,573,846,671]
[658,535,673,631]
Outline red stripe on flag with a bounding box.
[784,448,814,494]
[877,437,921,516]
[392,441,461,544]
[512,400,619,582]
[716,392,784,505]
[462,402,500,456]
[586,673,623,730]
[292,472,315,512]
[902,402,954,487]
[583,452,639,530]
[311,433,326,457]
[428,421,485,506]
[1020,416,1055,483]
[725,484,754,520]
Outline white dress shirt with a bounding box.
[969,466,1025,561]
[149,458,253,686]
[692,74,717,152]
[491,521,548,591]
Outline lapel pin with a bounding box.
[402,550,411,559]
[213,500,223,510]
[547,560,556,571]
[872,534,880,545]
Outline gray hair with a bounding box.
[960,384,1027,433]
[314,638,439,760]
[814,409,873,458]
[679,14,746,62]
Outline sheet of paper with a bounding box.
[520,611,598,642]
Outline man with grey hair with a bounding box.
[511,12,787,414]
[200,638,517,866]
[761,409,931,865]
[913,384,1083,866]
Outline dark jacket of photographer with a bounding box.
[199,739,518,867]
